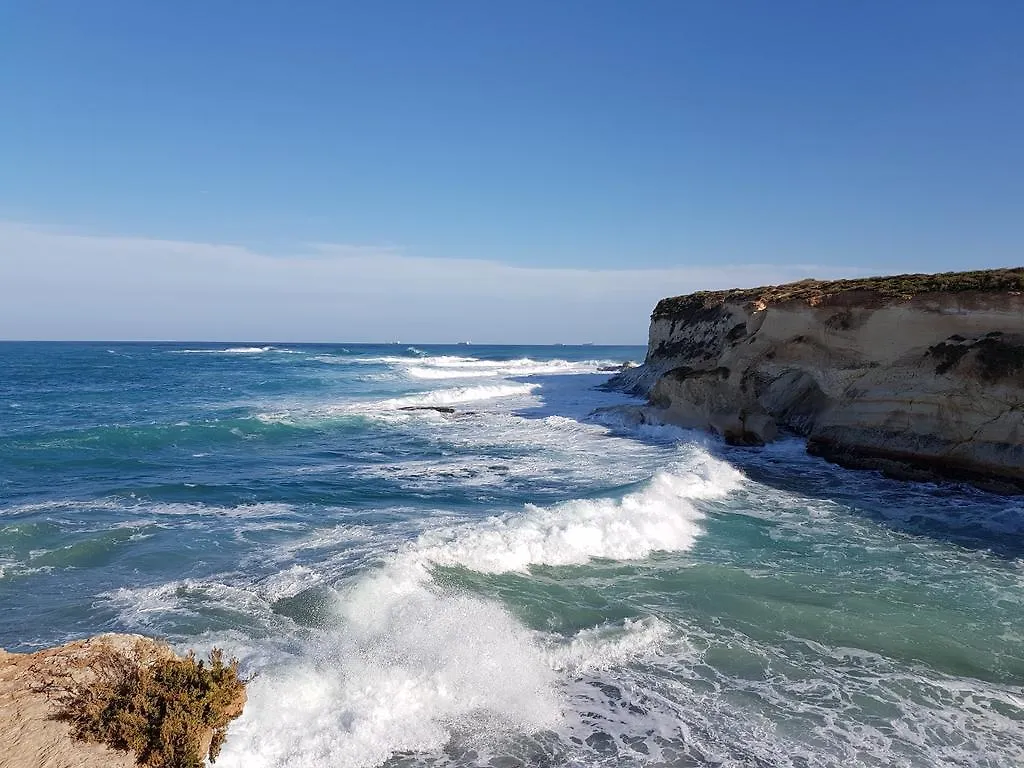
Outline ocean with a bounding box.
[0,342,1021,767]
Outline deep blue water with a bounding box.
[1,342,1021,767]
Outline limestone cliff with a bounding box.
[612,268,1024,492]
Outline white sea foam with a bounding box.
[546,616,673,675]
[377,382,539,409]
[404,356,622,380]
[220,586,560,768]
[106,579,283,635]
[0,498,124,517]
[174,346,302,355]
[338,453,739,635]
[255,383,541,426]
[0,500,300,540]
[175,346,271,354]
[350,409,667,494]
[330,353,623,378]
[410,460,739,574]
[218,452,741,768]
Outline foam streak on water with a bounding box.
[0,343,1021,768]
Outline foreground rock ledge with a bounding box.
[0,633,245,768]
[610,268,1024,493]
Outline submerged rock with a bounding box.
[611,268,1024,492]
[598,361,637,373]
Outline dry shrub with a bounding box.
[55,642,246,768]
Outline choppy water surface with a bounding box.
[1,342,1021,767]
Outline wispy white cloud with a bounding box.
[0,221,867,342]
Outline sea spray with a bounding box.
[221,589,560,768]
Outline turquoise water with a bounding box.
[1,342,1021,767]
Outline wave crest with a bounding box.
[218,451,741,768]
[412,459,739,574]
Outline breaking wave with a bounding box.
[216,452,741,768]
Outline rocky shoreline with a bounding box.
[610,268,1024,493]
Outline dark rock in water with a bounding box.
[598,361,636,373]
[398,406,456,414]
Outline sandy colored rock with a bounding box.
[0,634,173,768]
[0,633,246,768]
[611,269,1024,492]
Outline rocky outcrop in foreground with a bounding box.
[611,268,1024,492]
[0,634,246,768]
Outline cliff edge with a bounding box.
[611,268,1024,493]
[0,634,246,768]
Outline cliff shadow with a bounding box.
[722,439,1024,561]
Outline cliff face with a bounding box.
[613,269,1024,492]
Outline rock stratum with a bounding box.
[611,268,1024,493]
[0,634,246,768]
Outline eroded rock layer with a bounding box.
[612,269,1024,492]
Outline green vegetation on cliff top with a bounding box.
[653,267,1024,319]
[56,643,246,768]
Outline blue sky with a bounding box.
[1,2,1022,341]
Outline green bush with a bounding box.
[56,643,246,768]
